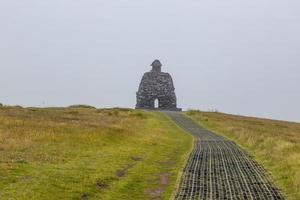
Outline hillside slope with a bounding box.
[187,111,300,200]
[0,107,192,200]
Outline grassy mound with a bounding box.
[68,104,96,109]
[0,107,192,200]
[187,110,300,200]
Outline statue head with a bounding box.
[151,59,162,72]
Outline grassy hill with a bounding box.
[187,110,300,200]
[0,106,192,200]
[1,106,299,200]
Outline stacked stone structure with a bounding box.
[136,60,182,111]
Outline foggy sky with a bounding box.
[0,0,300,122]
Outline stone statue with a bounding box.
[136,60,182,111]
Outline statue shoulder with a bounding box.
[142,72,152,78]
[162,72,171,76]
[161,72,173,79]
[143,72,152,76]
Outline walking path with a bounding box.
[166,112,285,200]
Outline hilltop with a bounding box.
[0,106,299,199]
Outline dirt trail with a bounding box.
[165,112,285,200]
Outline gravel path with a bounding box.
[166,112,285,200]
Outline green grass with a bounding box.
[0,106,192,200]
[187,110,300,200]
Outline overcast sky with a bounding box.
[0,0,299,122]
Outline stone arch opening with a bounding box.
[154,98,159,109]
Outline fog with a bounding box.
[0,0,299,122]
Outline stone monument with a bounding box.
[136,60,182,111]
